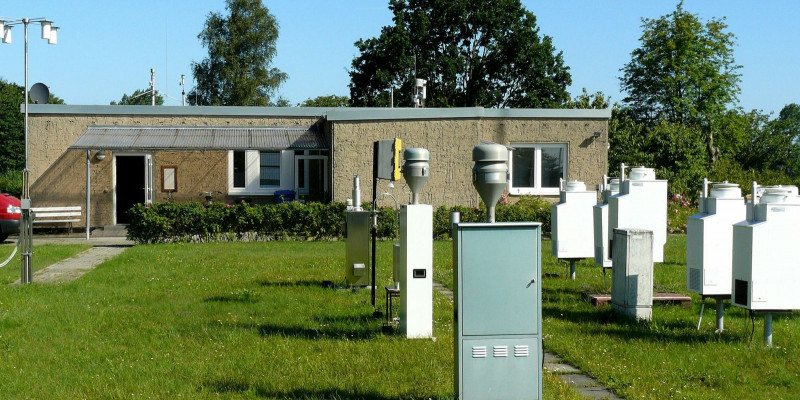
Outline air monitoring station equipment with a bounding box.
[392,148,433,338]
[593,176,619,269]
[686,179,746,332]
[551,179,596,279]
[345,175,370,286]
[731,184,800,346]
[608,165,668,263]
[453,143,542,400]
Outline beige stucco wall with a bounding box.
[29,114,319,227]
[331,118,608,207]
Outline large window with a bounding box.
[509,143,567,195]
[228,150,285,194]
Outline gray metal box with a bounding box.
[345,211,371,286]
[454,222,542,400]
[611,228,653,320]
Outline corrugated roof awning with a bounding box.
[69,126,328,150]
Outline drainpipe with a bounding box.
[86,150,91,240]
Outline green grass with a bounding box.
[0,242,91,284]
[438,234,800,400]
[0,241,582,399]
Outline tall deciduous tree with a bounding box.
[620,2,741,163]
[299,95,349,107]
[189,0,287,106]
[110,89,165,106]
[0,79,64,173]
[349,0,572,108]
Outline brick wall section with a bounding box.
[331,118,608,207]
[28,115,319,226]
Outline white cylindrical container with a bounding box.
[759,186,800,204]
[628,167,656,181]
[710,182,742,199]
[565,181,587,192]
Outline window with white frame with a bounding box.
[508,143,567,195]
[228,150,285,194]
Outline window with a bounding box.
[259,151,280,188]
[508,143,567,195]
[233,151,246,188]
[228,150,285,194]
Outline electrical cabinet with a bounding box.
[732,187,800,311]
[608,169,667,263]
[454,222,541,400]
[686,184,746,296]
[345,210,370,286]
[551,182,596,259]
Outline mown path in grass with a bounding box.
[0,242,91,284]
[0,241,586,399]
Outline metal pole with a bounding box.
[150,68,155,106]
[86,150,91,240]
[371,142,378,311]
[764,313,773,347]
[569,260,577,280]
[715,298,724,332]
[449,211,460,239]
[20,18,32,284]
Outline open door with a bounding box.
[294,155,328,202]
[114,153,153,224]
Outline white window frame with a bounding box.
[508,143,567,196]
[228,150,288,195]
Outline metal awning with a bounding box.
[69,126,328,150]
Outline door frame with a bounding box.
[112,152,154,225]
[293,155,328,197]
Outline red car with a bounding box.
[0,193,21,242]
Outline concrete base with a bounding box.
[612,303,652,321]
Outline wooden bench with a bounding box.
[31,206,82,234]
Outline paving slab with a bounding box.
[11,246,127,285]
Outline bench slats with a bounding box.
[31,206,82,212]
[34,212,82,218]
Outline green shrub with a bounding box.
[127,196,555,244]
[0,170,22,197]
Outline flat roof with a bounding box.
[24,104,611,120]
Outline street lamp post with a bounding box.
[1,17,58,283]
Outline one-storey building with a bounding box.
[25,105,610,228]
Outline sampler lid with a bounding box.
[565,180,586,192]
[710,182,741,198]
[759,185,800,204]
[628,166,656,181]
[472,143,508,162]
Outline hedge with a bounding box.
[126,196,553,244]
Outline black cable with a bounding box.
[749,310,755,342]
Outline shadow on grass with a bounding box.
[202,379,404,400]
[544,304,744,344]
[257,279,336,289]
[215,316,384,341]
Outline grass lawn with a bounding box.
[481,235,799,400]
[0,241,582,399]
[0,242,91,284]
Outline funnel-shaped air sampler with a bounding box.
[472,143,508,223]
[402,148,430,204]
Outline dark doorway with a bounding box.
[116,155,145,224]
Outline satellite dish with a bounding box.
[29,82,50,104]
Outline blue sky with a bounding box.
[1,1,797,115]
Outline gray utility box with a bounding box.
[345,211,371,286]
[611,228,653,320]
[454,222,542,400]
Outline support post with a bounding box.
[371,142,379,314]
[764,313,773,347]
[86,150,91,240]
[715,298,724,332]
[569,260,576,280]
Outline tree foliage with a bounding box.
[348,0,572,108]
[110,89,165,105]
[298,95,349,107]
[0,79,64,173]
[566,88,609,110]
[188,0,287,106]
[620,2,741,163]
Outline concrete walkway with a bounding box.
[432,280,623,400]
[8,236,133,285]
